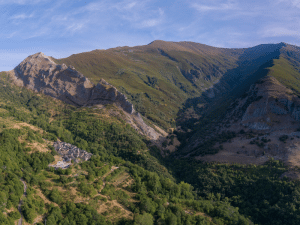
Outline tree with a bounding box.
[49,188,62,204]
[140,197,156,214]
[0,191,7,212]
[134,213,154,225]
[76,214,88,225]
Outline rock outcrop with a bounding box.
[10,52,134,113]
[192,76,300,168]
[8,52,162,140]
[224,76,300,132]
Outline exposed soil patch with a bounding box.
[13,122,41,132]
[197,131,300,168]
[26,142,50,154]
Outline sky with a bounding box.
[0,0,299,71]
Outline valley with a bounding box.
[1,40,300,224]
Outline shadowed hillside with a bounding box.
[176,43,300,165]
[54,40,244,129]
[2,41,300,225]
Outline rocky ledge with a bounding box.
[8,52,163,140]
[224,76,300,132]
[9,52,134,114]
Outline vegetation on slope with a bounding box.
[267,57,300,96]
[167,158,300,225]
[0,76,252,224]
[54,41,241,129]
[2,42,300,225]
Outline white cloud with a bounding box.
[0,0,47,5]
[81,0,141,13]
[82,1,107,12]
[191,1,238,12]
[276,0,300,8]
[137,7,164,28]
[67,23,85,33]
[261,27,300,38]
[291,0,300,7]
[139,19,161,28]
[11,13,34,20]
[123,1,137,10]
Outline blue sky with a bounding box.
[0,0,299,71]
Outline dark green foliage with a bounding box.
[146,76,158,88]
[279,135,289,143]
[169,158,300,225]
[49,188,63,204]
[8,211,20,220]
[0,72,298,225]
[126,162,251,225]
[22,195,45,223]
[134,213,153,225]
[78,182,97,197]
[25,152,54,173]
[0,213,14,225]
[249,137,267,148]
[47,202,108,225]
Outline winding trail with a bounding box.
[18,179,27,225]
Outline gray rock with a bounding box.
[8,52,164,140]
[10,52,135,114]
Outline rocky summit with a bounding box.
[10,52,134,114]
[2,41,300,225]
[8,52,162,140]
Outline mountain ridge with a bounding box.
[3,41,300,147]
[6,52,163,140]
[1,40,300,225]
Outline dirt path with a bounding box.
[18,179,27,225]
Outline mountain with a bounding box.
[53,40,243,130]
[176,42,300,168]
[8,52,162,141]
[7,41,300,165]
[50,41,300,167]
[0,62,253,225]
[1,41,300,225]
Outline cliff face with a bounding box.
[9,52,162,140]
[10,52,135,114]
[224,76,300,132]
[191,76,300,168]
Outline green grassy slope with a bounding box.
[2,42,300,224]
[0,73,253,225]
[54,41,242,129]
[174,43,300,160]
[267,44,300,95]
[176,43,287,156]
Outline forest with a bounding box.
[0,80,299,225]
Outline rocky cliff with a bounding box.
[8,52,162,140]
[10,52,134,113]
[224,76,300,132]
[193,76,300,169]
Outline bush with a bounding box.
[279,135,288,143]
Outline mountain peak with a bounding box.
[147,40,165,45]
[20,52,56,68]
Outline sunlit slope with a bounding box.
[55,41,299,131]
[177,43,300,157]
[55,41,242,129]
[267,44,300,95]
[0,73,252,225]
